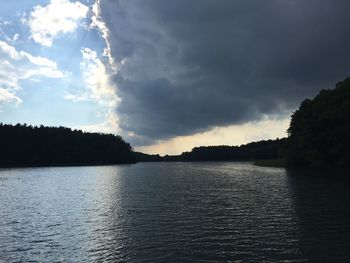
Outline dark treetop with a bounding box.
[0,124,135,167]
[286,77,350,167]
[160,139,287,162]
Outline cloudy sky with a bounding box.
[1,0,350,154]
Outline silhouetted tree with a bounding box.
[0,123,135,167]
[133,152,162,162]
[286,77,350,167]
[162,138,287,162]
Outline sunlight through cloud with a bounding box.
[137,116,290,155]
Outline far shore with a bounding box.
[253,159,287,168]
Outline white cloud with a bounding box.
[0,19,20,44]
[12,33,19,41]
[0,41,21,60]
[0,40,66,108]
[20,51,56,68]
[0,88,22,106]
[64,47,120,134]
[26,0,89,47]
[78,111,120,135]
[0,20,12,26]
[90,0,115,70]
[63,93,87,102]
[65,47,118,107]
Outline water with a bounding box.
[0,162,350,262]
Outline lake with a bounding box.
[1,162,350,262]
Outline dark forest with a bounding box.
[0,124,135,167]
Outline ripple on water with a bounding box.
[1,163,350,262]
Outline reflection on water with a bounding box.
[0,163,349,262]
[286,169,350,262]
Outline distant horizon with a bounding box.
[0,120,288,156]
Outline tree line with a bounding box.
[0,124,135,167]
[160,138,287,162]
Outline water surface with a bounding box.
[1,162,350,262]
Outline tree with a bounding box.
[286,77,350,167]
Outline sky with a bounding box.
[0,0,350,155]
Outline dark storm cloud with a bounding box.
[99,0,350,145]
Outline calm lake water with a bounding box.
[1,162,350,262]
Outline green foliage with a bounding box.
[0,123,135,167]
[287,77,350,167]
